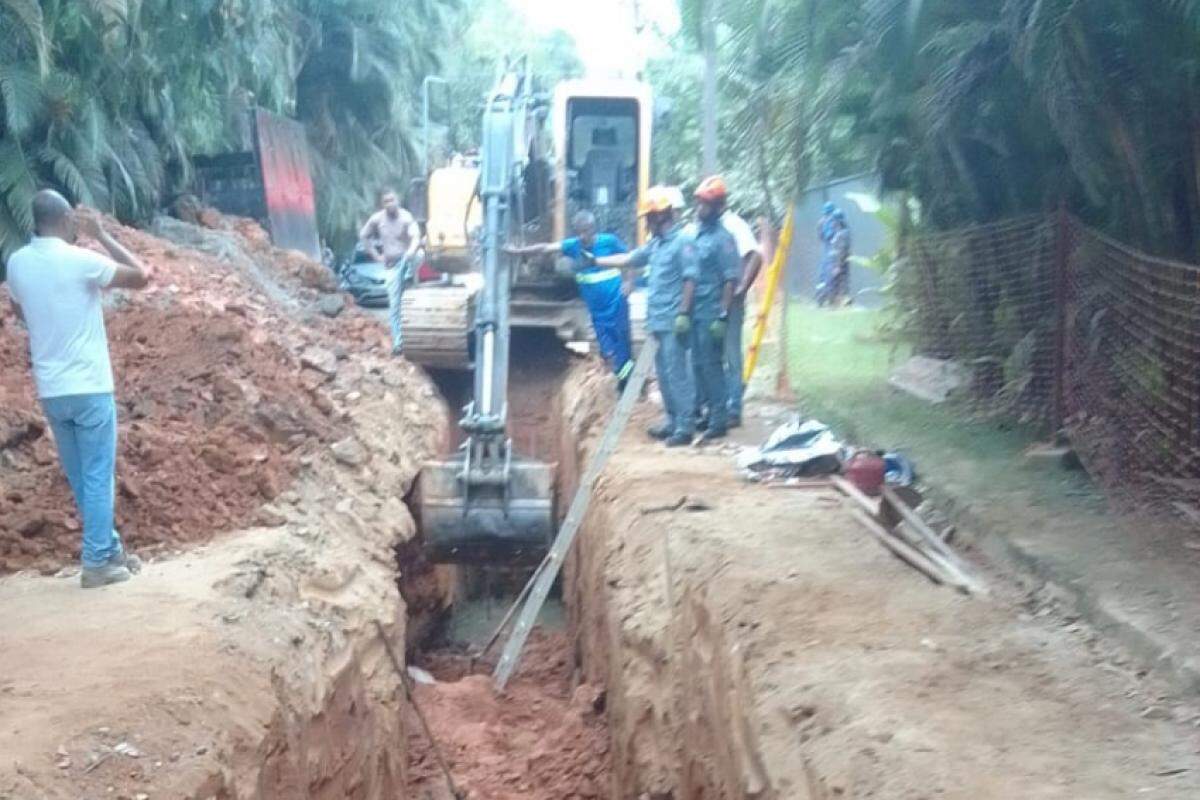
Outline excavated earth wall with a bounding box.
[560,366,1200,799]
[0,214,452,799]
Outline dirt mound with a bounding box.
[0,213,389,574]
[408,629,610,800]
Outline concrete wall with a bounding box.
[785,173,889,308]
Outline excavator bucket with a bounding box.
[417,456,555,564]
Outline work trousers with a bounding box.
[40,392,124,568]
[385,257,411,350]
[724,296,746,418]
[582,278,634,381]
[653,330,695,437]
[691,321,730,432]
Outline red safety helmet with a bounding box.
[694,175,728,203]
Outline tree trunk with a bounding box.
[701,0,719,175]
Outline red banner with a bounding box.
[254,110,321,259]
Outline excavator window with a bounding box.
[566,97,640,244]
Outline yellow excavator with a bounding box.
[405,63,652,564]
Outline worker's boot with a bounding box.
[647,422,672,440]
[109,550,142,574]
[698,426,727,444]
[664,432,692,447]
[80,562,133,589]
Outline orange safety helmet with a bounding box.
[638,185,684,217]
[694,175,728,203]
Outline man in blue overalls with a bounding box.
[595,186,699,446]
[508,210,634,391]
[688,176,742,442]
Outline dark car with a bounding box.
[339,244,390,308]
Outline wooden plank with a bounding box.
[850,509,952,588]
[766,480,832,490]
[881,486,984,595]
[492,335,660,690]
[831,475,882,517]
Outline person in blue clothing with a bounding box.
[818,201,839,245]
[593,186,699,447]
[815,201,842,306]
[507,210,634,390]
[826,210,852,306]
[686,176,742,442]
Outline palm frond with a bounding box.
[38,144,94,205]
[0,60,42,136]
[0,137,37,233]
[0,0,48,72]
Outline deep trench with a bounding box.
[396,331,614,799]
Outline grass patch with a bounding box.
[784,302,1102,510]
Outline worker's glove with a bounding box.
[673,314,692,337]
[709,317,728,342]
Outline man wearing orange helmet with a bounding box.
[593,186,700,446]
[688,176,742,441]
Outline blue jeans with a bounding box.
[691,321,730,432]
[40,393,124,568]
[653,330,695,436]
[386,257,411,350]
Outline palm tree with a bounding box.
[0,0,462,261]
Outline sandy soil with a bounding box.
[562,364,1200,799]
[0,212,450,798]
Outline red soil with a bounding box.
[0,212,386,574]
[407,629,610,800]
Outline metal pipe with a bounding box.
[481,329,495,414]
[421,75,447,176]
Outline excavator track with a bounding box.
[400,284,474,370]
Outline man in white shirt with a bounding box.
[6,190,151,588]
[719,209,763,427]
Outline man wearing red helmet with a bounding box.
[686,177,762,431]
[688,176,742,440]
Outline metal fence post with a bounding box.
[1052,202,1070,435]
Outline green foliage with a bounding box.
[0,0,465,260]
[652,0,868,218]
[437,0,584,156]
[658,0,1200,259]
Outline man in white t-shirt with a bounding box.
[5,190,151,588]
[719,208,763,427]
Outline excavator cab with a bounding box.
[410,67,652,564]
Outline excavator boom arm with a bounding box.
[418,62,557,564]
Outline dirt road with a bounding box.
[563,370,1200,799]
